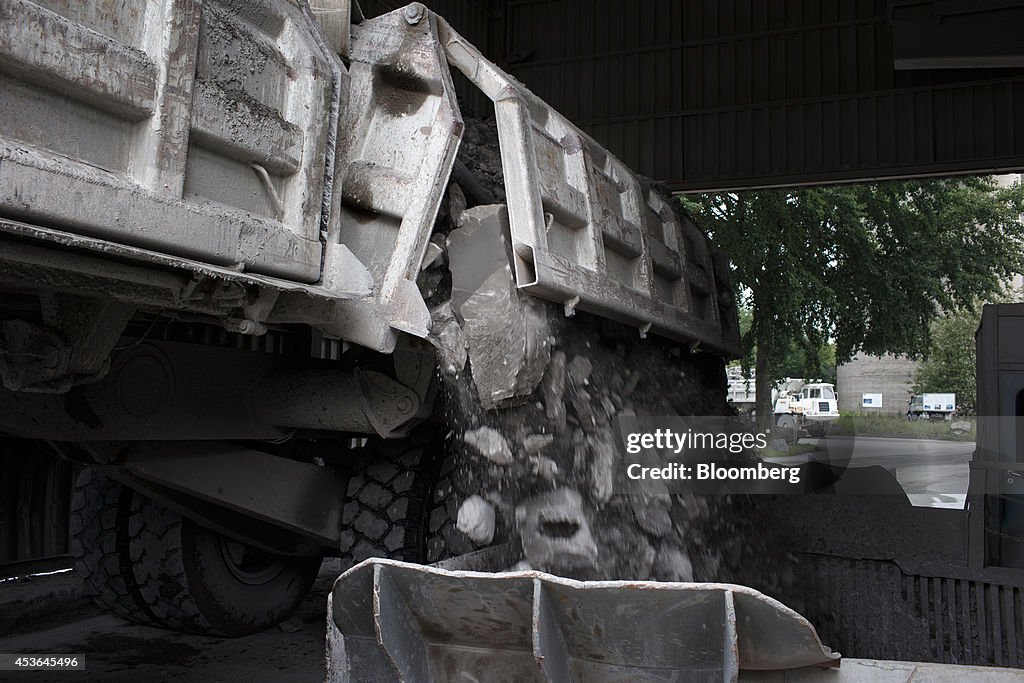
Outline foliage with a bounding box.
[913,307,980,414]
[732,307,836,382]
[831,413,975,442]
[913,289,1020,415]
[683,177,1024,426]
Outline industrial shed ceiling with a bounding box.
[367,0,1024,191]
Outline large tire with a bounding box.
[776,414,799,443]
[69,468,153,625]
[804,421,829,438]
[127,492,321,636]
[71,466,321,636]
[338,426,468,566]
[424,449,474,563]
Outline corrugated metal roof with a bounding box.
[366,0,1024,190]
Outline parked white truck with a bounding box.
[907,393,957,420]
[726,374,840,437]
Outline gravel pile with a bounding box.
[418,116,789,594]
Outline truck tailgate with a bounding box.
[0,0,337,283]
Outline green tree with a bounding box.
[913,307,981,415]
[914,286,1020,415]
[733,307,836,383]
[683,177,1024,429]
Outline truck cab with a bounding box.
[774,381,840,438]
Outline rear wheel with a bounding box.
[71,467,321,636]
[339,424,471,567]
[804,421,830,438]
[776,414,799,443]
[69,467,152,624]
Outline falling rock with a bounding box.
[600,395,617,419]
[626,536,657,580]
[428,302,467,375]
[570,390,595,430]
[589,438,617,504]
[567,355,593,386]
[631,493,673,537]
[447,205,548,408]
[531,455,559,481]
[456,495,496,545]
[420,241,445,270]
[464,426,513,465]
[541,350,567,432]
[622,372,642,398]
[523,433,555,453]
[513,300,553,396]
[653,547,695,582]
[447,182,467,226]
[459,269,525,407]
[516,488,598,574]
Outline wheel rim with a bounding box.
[217,537,287,586]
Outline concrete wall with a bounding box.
[836,354,918,415]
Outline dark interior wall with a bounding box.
[362,0,501,115]
[363,0,1024,191]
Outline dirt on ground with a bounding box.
[0,562,344,682]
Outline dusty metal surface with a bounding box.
[0,219,373,306]
[0,293,132,393]
[2,566,1021,682]
[326,558,839,682]
[0,340,426,441]
[325,5,464,353]
[110,442,346,548]
[0,1,739,362]
[436,15,740,355]
[0,0,342,283]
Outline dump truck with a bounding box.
[5,2,1024,680]
[0,0,742,636]
[773,380,840,438]
[726,375,839,439]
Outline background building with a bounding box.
[836,353,917,415]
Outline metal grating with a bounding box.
[794,553,1024,667]
[0,443,75,578]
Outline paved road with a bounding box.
[771,435,974,509]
